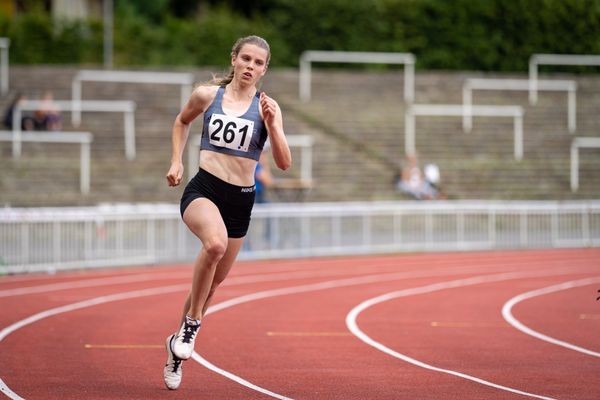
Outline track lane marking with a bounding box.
[266,332,352,337]
[345,271,577,400]
[502,277,600,358]
[0,261,458,298]
[0,263,415,298]
[430,321,506,328]
[84,344,163,349]
[0,283,189,400]
[579,314,600,320]
[0,271,191,298]
[0,263,596,399]
[197,268,595,400]
[2,253,591,298]
[0,263,510,400]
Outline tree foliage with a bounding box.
[1,0,599,71]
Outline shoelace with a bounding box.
[170,356,182,374]
[167,336,183,374]
[182,322,199,344]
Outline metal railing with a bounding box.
[0,131,92,193]
[570,137,600,192]
[1,200,598,274]
[12,99,136,159]
[405,104,524,159]
[462,78,577,133]
[299,51,415,103]
[529,54,600,104]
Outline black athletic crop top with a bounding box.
[200,86,268,161]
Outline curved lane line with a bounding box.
[0,272,190,298]
[346,272,561,400]
[0,265,403,298]
[0,262,468,298]
[0,283,189,400]
[190,354,293,400]
[200,268,594,400]
[0,266,593,399]
[1,254,587,299]
[502,277,600,358]
[0,265,500,400]
[0,383,23,400]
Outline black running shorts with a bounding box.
[180,168,256,238]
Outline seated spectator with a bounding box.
[395,153,443,200]
[3,92,35,130]
[423,163,446,199]
[33,91,62,131]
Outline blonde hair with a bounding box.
[209,35,271,87]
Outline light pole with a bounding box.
[103,0,113,69]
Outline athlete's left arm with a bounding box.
[260,92,291,171]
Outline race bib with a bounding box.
[207,113,254,152]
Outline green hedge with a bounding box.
[1,0,599,71]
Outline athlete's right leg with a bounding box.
[171,198,228,360]
[183,197,229,320]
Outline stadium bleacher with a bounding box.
[1,65,599,207]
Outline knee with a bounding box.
[203,238,227,262]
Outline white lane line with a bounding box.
[1,253,589,299]
[346,272,563,400]
[0,258,501,298]
[0,263,395,298]
[0,284,189,343]
[0,283,189,400]
[191,267,512,399]
[190,354,293,400]
[502,277,600,358]
[0,265,594,399]
[0,382,24,400]
[0,272,191,298]
[0,264,498,400]
[197,268,597,399]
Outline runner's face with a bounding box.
[232,44,269,85]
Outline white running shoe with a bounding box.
[163,334,183,390]
[172,316,201,360]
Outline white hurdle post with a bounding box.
[406,104,524,160]
[299,51,415,103]
[72,69,194,127]
[15,100,137,160]
[529,54,600,104]
[463,78,577,133]
[0,131,93,193]
[570,137,600,192]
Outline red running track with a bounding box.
[0,248,599,399]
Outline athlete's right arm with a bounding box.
[166,85,217,187]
